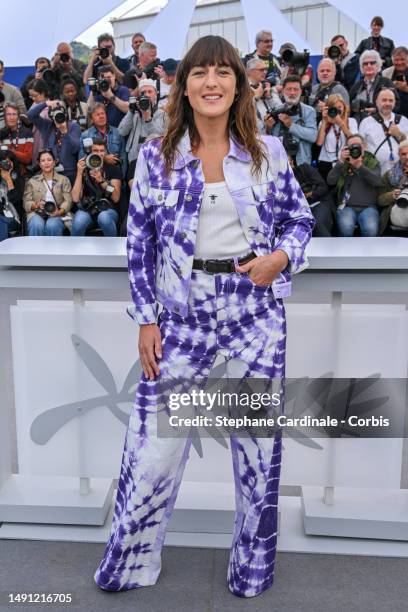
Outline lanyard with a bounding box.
[374,116,397,161]
[42,175,57,203]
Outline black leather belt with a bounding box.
[192,251,256,274]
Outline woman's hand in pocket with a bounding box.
[235,250,289,286]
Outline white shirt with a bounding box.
[194,181,251,260]
[158,80,172,109]
[359,112,408,174]
[318,117,358,163]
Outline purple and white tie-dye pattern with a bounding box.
[126,132,314,324]
[94,269,286,598]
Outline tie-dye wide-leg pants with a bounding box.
[94,268,286,598]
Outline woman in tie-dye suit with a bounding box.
[94,35,314,598]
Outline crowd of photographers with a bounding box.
[1,15,408,242]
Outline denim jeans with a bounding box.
[27,214,65,236]
[0,215,20,242]
[71,209,119,237]
[336,206,380,237]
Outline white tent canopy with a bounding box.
[2,0,124,66]
[2,0,407,67]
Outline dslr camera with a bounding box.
[79,185,115,216]
[0,145,12,172]
[48,104,67,126]
[82,138,104,171]
[327,45,342,61]
[59,52,71,63]
[98,47,110,60]
[396,182,408,208]
[143,59,161,80]
[346,143,363,161]
[40,67,56,85]
[266,103,298,122]
[327,106,341,118]
[87,77,111,94]
[281,48,310,71]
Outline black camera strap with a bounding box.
[372,112,402,160]
[84,169,105,199]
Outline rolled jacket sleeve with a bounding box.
[270,138,315,273]
[126,146,158,325]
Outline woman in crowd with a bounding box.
[26,79,50,164]
[93,35,314,599]
[61,78,88,132]
[23,149,72,235]
[316,93,358,180]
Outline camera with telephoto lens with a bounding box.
[98,47,110,60]
[98,78,110,93]
[396,183,408,208]
[143,59,161,80]
[82,137,104,171]
[79,185,115,216]
[40,67,56,85]
[87,77,110,93]
[327,45,341,60]
[328,106,341,118]
[137,93,151,112]
[48,104,67,126]
[281,48,310,70]
[59,52,70,63]
[266,103,298,122]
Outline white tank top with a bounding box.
[194,181,252,259]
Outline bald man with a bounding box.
[309,58,350,115]
[50,42,85,99]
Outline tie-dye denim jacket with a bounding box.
[126,131,314,325]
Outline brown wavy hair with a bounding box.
[161,35,268,176]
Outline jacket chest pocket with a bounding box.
[147,187,180,236]
[251,182,275,227]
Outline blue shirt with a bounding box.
[94,86,130,128]
[79,124,127,178]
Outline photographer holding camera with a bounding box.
[20,58,53,108]
[87,65,130,128]
[80,103,126,176]
[0,60,27,129]
[288,153,335,237]
[278,44,313,101]
[50,42,85,100]
[243,30,281,86]
[377,140,408,232]
[355,16,395,69]
[71,138,121,236]
[246,58,281,127]
[359,88,408,174]
[316,94,358,180]
[61,79,88,131]
[268,76,317,165]
[309,58,349,116]
[383,47,408,118]
[24,149,72,236]
[0,103,34,172]
[27,99,81,185]
[128,33,146,68]
[349,50,395,123]
[378,140,408,232]
[327,134,381,236]
[83,33,129,86]
[325,35,359,91]
[118,79,165,164]
[0,149,24,242]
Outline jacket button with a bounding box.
[267,188,272,195]
[180,231,187,239]
[157,194,163,201]
[185,194,192,201]
[192,160,199,168]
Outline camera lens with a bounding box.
[60,53,70,63]
[328,107,340,118]
[99,48,110,60]
[328,45,341,59]
[99,78,110,92]
[42,68,55,84]
[44,201,56,215]
[86,153,103,170]
[53,111,66,124]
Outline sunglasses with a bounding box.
[363,61,377,66]
[260,39,273,43]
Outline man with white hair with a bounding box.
[246,57,281,129]
[243,30,281,86]
[309,58,349,115]
[359,88,408,174]
[350,50,395,122]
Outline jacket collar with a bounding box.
[173,129,251,169]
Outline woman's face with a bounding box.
[185,63,237,121]
[29,89,45,104]
[39,153,55,173]
[62,83,77,104]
